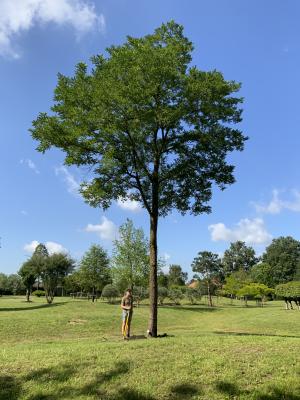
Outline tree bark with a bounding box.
[26,288,30,302]
[148,211,158,337]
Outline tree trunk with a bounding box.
[26,288,30,302]
[207,281,213,307]
[148,212,158,337]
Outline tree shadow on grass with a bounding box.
[0,303,67,312]
[0,375,21,400]
[215,380,300,400]
[213,331,300,339]
[169,383,202,399]
[165,306,217,313]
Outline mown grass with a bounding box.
[0,296,299,399]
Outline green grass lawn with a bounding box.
[0,296,299,400]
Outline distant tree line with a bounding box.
[191,236,300,307]
[1,220,299,308]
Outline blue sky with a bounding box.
[0,0,299,277]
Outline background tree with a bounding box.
[19,262,37,301]
[250,262,274,287]
[158,286,169,305]
[41,253,75,304]
[262,236,300,285]
[32,243,49,289]
[7,274,24,295]
[79,245,111,301]
[157,271,169,288]
[185,287,202,305]
[31,21,246,336]
[192,251,223,307]
[223,241,258,275]
[112,219,149,292]
[237,283,274,307]
[0,273,9,295]
[167,264,187,287]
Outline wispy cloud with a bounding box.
[84,216,117,241]
[24,240,67,254]
[253,189,300,214]
[21,210,28,216]
[20,158,40,174]
[0,0,105,58]
[209,218,272,245]
[117,198,142,212]
[55,166,80,197]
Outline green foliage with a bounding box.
[275,281,300,298]
[19,261,37,301]
[250,262,274,287]
[63,270,83,293]
[101,284,119,303]
[192,251,223,306]
[112,219,149,291]
[168,286,184,305]
[133,286,148,306]
[31,21,245,216]
[157,272,169,288]
[41,253,75,304]
[237,283,274,306]
[158,286,169,305]
[223,270,251,298]
[223,241,258,275]
[32,290,45,297]
[192,251,223,279]
[185,287,202,304]
[78,244,111,294]
[262,236,300,286]
[167,264,187,287]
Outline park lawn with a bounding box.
[0,296,299,400]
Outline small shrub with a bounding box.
[102,284,119,303]
[158,286,168,305]
[32,290,45,297]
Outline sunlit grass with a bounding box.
[0,296,299,399]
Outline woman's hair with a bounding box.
[125,288,132,294]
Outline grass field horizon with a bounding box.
[1,296,299,399]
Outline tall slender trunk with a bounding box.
[148,212,158,337]
[207,281,213,307]
[26,288,30,302]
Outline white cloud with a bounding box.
[253,189,300,214]
[84,216,117,241]
[20,158,40,174]
[21,210,28,216]
[209,218,272,245]
[55,166,80,197]
[0,0,105,58]
[117,198,142,212]
[24,240,67,254]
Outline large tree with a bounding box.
[262,236,300,286]
[223,241,258,275]
[192,251,223,307]
[30,21,246,336]
[112,219,149,292]
[78,244,111,300]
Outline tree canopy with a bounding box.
[223,241,258,275]
[262,236,300,286]
[112,219,149,292]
